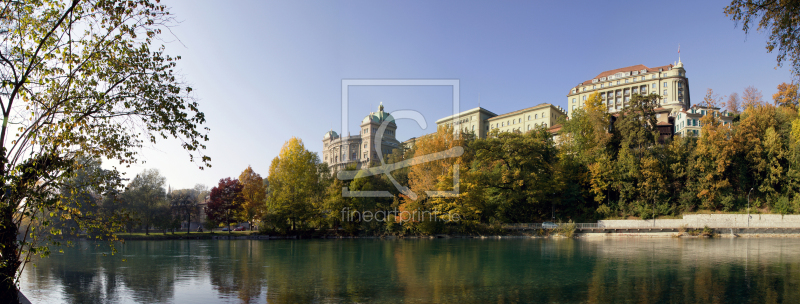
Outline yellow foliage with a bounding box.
[773,82,799,109]
[583,92,606,114]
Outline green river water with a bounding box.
[18,237,800,303]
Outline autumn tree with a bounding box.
[238,166,266,230]
[726,0,800,77]
[0,1,209,301]
[726,92,741,114]
[206,178,244,233]
[266,137,323,232]
[742,86,765,109]
[773,82,799,109]
[693,89,735,210]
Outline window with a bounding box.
[625,79,629,83]
[663,89,668,95]
[528,115,531,120]
[593,85,596,89]
[641,76,645,81]
[472,125,475,131]
[652,75,656,79]
[583,96,587,101]
[582,87,586,92]
[527,125,531,130]
[678,82,683,88]
[616,81,620,85]
[652,83,656,88]
[535,114,539,119]
[601,84,605,88]
[572,98,576,103]
[632,88,638,93]
[572,105,576,110]
[501,122,504,127]
[364,144,367,148]
[625,97,630,102]
[663,83,668,88]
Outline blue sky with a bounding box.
[124,0,792,189]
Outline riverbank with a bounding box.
[110,228,800,240]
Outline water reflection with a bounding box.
[20,238,800,303]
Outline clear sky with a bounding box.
[119,0,792,189]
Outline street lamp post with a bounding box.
[653,199,656,227]
[748,188,754,228]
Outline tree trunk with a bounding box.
[0,206,21,304]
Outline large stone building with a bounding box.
[487,103,566,134]
[566,60,689,117]
[435,104,566,138]
[322,103,401,172]
[434,107,497,138]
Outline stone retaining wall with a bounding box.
[598,214,800,228]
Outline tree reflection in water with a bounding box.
[19,238,800,303]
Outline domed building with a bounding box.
[322,103,401,172]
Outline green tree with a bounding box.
[168,187,203,234]
[122,169,168,235]
[0,1,209,301]
[266,137,323,232]
[471,129,559,222]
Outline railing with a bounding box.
[502,223,543,230]
[575,223,604,229]
[502,223,607,230]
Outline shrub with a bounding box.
[701,225,714,237]
[557,220,576,238]
[774,196,791,215]
[721,195,736,211]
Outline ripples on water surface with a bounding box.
[20,238,800,303]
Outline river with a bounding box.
[19,237,800,303]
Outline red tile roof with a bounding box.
[487,103,561,121]
[569,64,675,94]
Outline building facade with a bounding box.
[322,103,401,172]
[487,103,566,134]
[674,105,734,137]
[435,104,566,138]
[435,107,497,138]
[566,60,690,117]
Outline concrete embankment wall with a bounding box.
[598,214,800,228]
